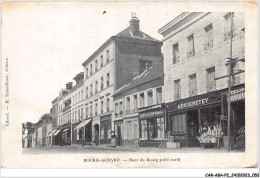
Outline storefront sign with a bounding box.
[230,87,245,102]
[178,98,209,109]
[139,110,164,119]
[167,91,222,112]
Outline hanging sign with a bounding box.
[230,86,245,102]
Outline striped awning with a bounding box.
[48,129,57,136]
[53,130,61,136]
[62,128,70,132]
[74,119,91,130]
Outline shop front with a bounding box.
[224,84,245,150]
[114,119,123,146]
[123,115,138,147]
[167,91,223,148]
[100,114,112,144]
[138,104,166,147]
[73,118,92,145]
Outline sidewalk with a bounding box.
[70,143,230,153]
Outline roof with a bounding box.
[82,27,160,67]
[157,12,187,34]
[115,26,159,42]
[73,72,84,80]
[114,63,163,96]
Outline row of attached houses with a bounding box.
[24,12,245,150]
[23,114,53,148]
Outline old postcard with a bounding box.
[1,1,258,169]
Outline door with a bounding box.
[94,124,99,145]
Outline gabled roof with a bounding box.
[115,26,159,42]
[114,63,163,96]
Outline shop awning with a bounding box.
[62,128,70,132]
[48,129,57,136]
[53,130,61,136]
[74,119,91,130]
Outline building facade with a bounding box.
[82,14,162,145]
[158,12,245,148]
[113,61,164,147]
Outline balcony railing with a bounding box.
[207,82,216,92]
[224,28,236,41]
[186,50,195,58]
[62,105,71,113]
[189,88,198,97]
[174,93,181,100]
[203,40,213,50]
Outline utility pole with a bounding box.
[227,12,234,152]
[214,12,245,151]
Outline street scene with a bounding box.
[22,12,245,153]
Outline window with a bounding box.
[139,60,152,74]
[140,93,145,108]
[95,102,98,116]
[85,68,88,78]
[78,92,80,102]
[147,91,153,106]
[171,113,187,135]
[101,77,104,90]
[174,79,181,100]
[106,98,110,112]
[81,108,83,119]
[115,103,119,117]
[78,109,80,120]
[106,50,109,63]
[86,87,88,98]
[189,74,197,96]
[90,84,93,96]
[90,64,93,75]
[95,60,98,72]
[187,34,195,57]
[119,102,123,116]
[172,43,180,64]
[100,55,103,68]
[148,118,165,140]
[72,96,74,105]
[90,105,93,117]
[101,101,104,114]
[156,87,162,104]
[224,12,235,41]
[133,94,138,111]
[107,73,110,87]
[141,120,148,139]
[86,107,88,118]
[126,97,131,113]
[95,80,98,93]
[75,94,77,103]
[207,67,216,91]
[204,24,213,50]
[81,90,83,100]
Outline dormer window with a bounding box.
[139,59,152,74]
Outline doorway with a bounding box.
[94,124,99,145]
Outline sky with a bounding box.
[2,2,180,123]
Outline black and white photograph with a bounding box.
[1,1,258,173]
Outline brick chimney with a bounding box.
[66,82,73,91]
[129,12,140,36]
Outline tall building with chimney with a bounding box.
[82,13,162,145]
[48,14,162,146]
